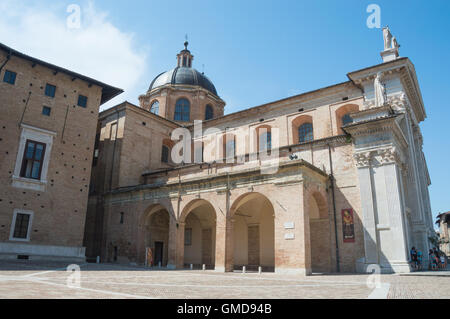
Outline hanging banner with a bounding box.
[342,208,355,243]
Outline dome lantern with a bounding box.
[177,41,194,68]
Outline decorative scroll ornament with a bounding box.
[353,151,372,167]
[376,147,400,164]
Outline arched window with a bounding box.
[174,98,190,121]
[259,131,272,151]
[150,101,159,115]
[341,113,353,126]
[335,104,359,134]
[298,123,313,143]
[161,145,170,163]
[205,104,213,120]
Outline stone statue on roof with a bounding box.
[383,27,393,51]
[374,72,386,107]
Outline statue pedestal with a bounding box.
[380,48,399,63]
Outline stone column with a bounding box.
[273,181,311,275]
[215,217,234,272]
[381,158,410,271]
[354,147,411,273]
[354,151,379,268]
[172,221,185,269]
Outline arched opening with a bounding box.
[181,200,217,269]
[140,204,170,267]
[150,100,160,115]
[161,139,174,164]
[335,104,359,134]
[174,98,190,122]
[231,192,275,272]
[308,192,332,273]
[292,115,313,144]
[205,104,214,120]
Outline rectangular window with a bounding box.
[226,140,235,159]
[9,210,34,241]
[13,213,30,239]
[3,70,16,85]
[77,95,88,108]
[92,149,99,167]
[20,140,46,180]
[45,84,56,98]
[42,106,51,116]
[161,145,169,163]
[92,133,100,167]
[184,228,192,246]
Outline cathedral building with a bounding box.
[85,28,433,274]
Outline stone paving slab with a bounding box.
[0,261,449,299]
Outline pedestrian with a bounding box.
[417,250,423,270]
[429,249,437,271]
[433,247,441,269]
[410,247,418,270]
[439,255,446,270]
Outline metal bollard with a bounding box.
[190,264,193,270]
[158,261,161,268]
[258,266,262,274]
[202,264,206,271]
[96,256,100,264]
[242,266,246,274]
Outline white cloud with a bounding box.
[0,1,147,110]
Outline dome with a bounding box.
[148,67,218,96]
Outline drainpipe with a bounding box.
[109,110,120,191]
[328,143,340,272]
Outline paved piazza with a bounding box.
[0,261,448,299]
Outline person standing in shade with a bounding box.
[410,247,418,270]
[433,247,441,269]
[417,250,423,271]
[429,249,438,271]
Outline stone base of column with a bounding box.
[383,261,411,273]
[214,266,226,272]
[214,265,233,272]
[275,267,311,276]
[356,258,411,274]
[166,263,176,270]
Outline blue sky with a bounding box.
[1,0,449,224]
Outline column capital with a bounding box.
[354,151,372,168]
[375,146,404,165]
[354,146,404,168]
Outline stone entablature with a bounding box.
[107,159,328,205]
[348,58,426,124]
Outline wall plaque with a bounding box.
[284,233,295,240]
[284,222,294,229]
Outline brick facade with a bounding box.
[0,43,122,261]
